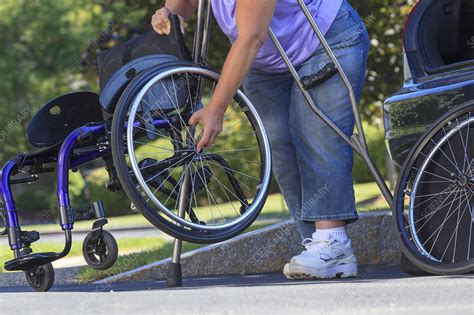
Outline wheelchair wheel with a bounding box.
[394,101,474,275]
[25,263,55,292]
[82,230,118,270]
[111,65,272,244]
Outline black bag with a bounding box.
[96,15,192,90]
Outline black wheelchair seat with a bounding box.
[26,91,103,148]
[24,142,62,161]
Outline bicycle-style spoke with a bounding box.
[412,184,457,210]
[197,155,225,223]
[203,158,248,205]
[426,189,470,259]
[430,138,462,175]
[203,159,258,189]
[413,186,460,232]
[413,186,456,200]
[455,119,470,172]
[443,126,462,170]
[189,161,202,221]
[414,179,457,185]
[144,154,189,184]
[424,189,465,256]
[440,194,472,262]
[413,166,456,183]
[215,152,262,165]
[467,201,473,260]
[419,151,460,177]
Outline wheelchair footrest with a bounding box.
[20,230,40,246]
[4,252,61,271]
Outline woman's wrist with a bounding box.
[164,0,195,20]
[207,100,228,116]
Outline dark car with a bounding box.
[384,0,474,166]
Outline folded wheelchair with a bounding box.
[0,15,272,291]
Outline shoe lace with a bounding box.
[301,238,333,253]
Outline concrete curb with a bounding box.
[95,211,400,284]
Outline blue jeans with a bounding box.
[243,1,370,240]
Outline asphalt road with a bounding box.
[0,265,472,315]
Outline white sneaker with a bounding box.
[283,235,358,280]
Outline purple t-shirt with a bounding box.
[211,0,343,72]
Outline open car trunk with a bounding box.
[442,0,474,65]
[404,0,474,78]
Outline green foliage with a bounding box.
[15,188,53,216]
[69,171,87,205]
[0,0,98,157]
[352,122,388,183]
[352,1,416,121]
[0,0,150,159]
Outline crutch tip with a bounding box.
[166,262,183,287]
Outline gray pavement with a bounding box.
[0,264,472,315]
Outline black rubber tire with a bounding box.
[394,101,474,275]
[25,262,55,292]
[400,253,433,276]
[110,63,270,244]
[82,230,118,270]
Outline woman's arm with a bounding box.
[189,0,277,151]
[165,0,199,20]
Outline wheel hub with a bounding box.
[193,145,204,155]
[191,145,206,162]
[455,173,474,194]
[456,174,468,187]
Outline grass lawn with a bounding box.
[354,181,391,211]
[19,193,289,234]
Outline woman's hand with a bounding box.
[151,7,185,35]
[188,105,225,152]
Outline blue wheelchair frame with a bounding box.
[1,117,170,270]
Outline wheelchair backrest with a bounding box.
[97,15,192,114]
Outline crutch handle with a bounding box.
[301,62,338,90]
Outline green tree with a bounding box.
[0,0,148,159]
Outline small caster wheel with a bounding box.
[400,253,433,276]
[25,263,55,292]
[82,230,118,270]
